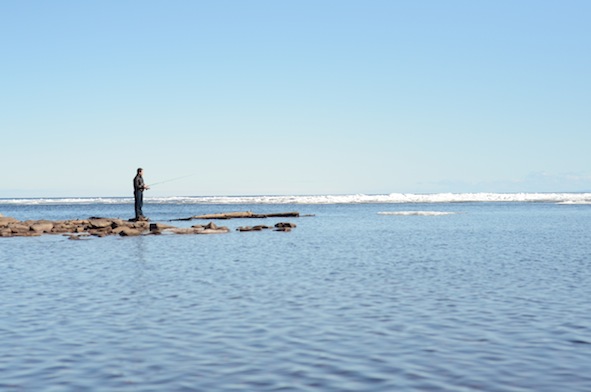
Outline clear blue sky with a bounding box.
[2,1,590,197]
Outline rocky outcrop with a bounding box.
[0,208,303,239]
[236,222,297,232]
[0,217,147,238]
[0,216,296,238]
[0,217,231,238]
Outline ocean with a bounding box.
[1,193,591,391]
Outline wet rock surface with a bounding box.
[236,222,298,232]
[172,211,301,221]
[0,215,298,238]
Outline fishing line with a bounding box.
[148,174,196,187]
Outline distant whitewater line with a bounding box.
[378,211,457,216]
[2,193,591,205]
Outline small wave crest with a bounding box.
[378,211,456,216]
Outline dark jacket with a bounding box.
[134,174,146,193]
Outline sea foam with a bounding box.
[378,211,457,216]
[1,193,591,205]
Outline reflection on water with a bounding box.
[1,203,591,391]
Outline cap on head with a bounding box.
[137,168,143,174]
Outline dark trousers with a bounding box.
[134,191,144,218]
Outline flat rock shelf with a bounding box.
[171,211,302,221]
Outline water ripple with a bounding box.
[2,203,591,391]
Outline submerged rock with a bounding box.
[275,222,297,228]
[236,225,272,232]
[166,226,227,235]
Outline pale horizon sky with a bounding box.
[2,1,590,197]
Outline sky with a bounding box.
[1,1,590,197]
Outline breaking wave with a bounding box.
[2,193,591,205]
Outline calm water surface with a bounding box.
[1,202,591,391]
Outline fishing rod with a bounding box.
[148,174,195,187]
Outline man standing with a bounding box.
[133,168,150,221]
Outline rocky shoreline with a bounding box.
[0,212,298,239]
